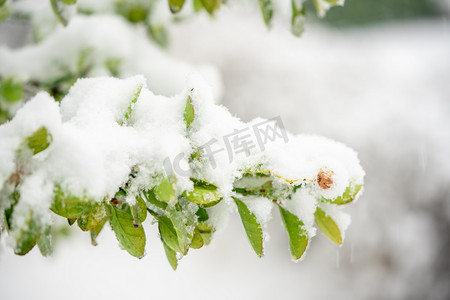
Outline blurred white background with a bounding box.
[1,1,449,299]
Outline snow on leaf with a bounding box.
[51,186,92,219]
[13,209,41,255]
[154,177,176,204]
[326,184,362,205]
[183,179,222,207]
[38,225,53,257]
[131,195,147,227]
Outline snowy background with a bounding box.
[1,1,450,299]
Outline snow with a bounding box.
[0,14,222,99]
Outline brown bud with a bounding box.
[110,198,121,205]
[8,170,22,188]
[317,169,334,189]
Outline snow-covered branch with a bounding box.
[0,75,364,269]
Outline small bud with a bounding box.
[317,169,334,189]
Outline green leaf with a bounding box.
[105,58,122,77]
[50,0,68,26]
[190,228,204,249]
[5,190,20,230]
[314,207,342,245]
[168,206,191,254]
[183,179,222,207]
[193,0,202,12]
[142,189,168,212]
[162,240,178,270]
[14,209,41,255]
[108,204,146,258]
[38,225,53,257]
[24,126,52,155]
[197,223,214,245]
[326,184,362,205]
[122,83,143,124]
[233,197,264,258]
[124,7,147,23]
[51,186,92,218]
[0,4,10,23]
[199,0,220,15]
[0,77,23,103]
[148,24,169,48]
[291,0,306,36]
[67,218,77,225]
[77,202,108,231]
[258,0,273,27]
[154,177,176,203]
[0,0,7,7]
[184,96,194,129]
[59,0,77,5]
[195,206,209,222]
[168,0,185,13]
[90,217,107,246]
[158,215,183,253]
[278,205,308,260]
[131,195,147,227]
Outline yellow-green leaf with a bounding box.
[291,0,306,36]
[90,217,107,246]
[197,223,214,245]
[59,0,77,5]
[314,207,342,245]
[77,202,108,231]
[190,228,204,249]
[0,77,23,103]
[51,186,92,218]
[108,204,146,258]
[131,195,147,227]
[258,0,273,27]
[122,83,143,124]
[199,0,220,15]
[184,96,194,128]
[168,0,185,13]
[233,197,264,258]
[38,225,53,257]
[158,215,183,253]
[327,184,362,205]
[24,127,52,155]
[278,205,308,260]
[162,240,178,270]
[14,209,41,255]
[154,177,176,203]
